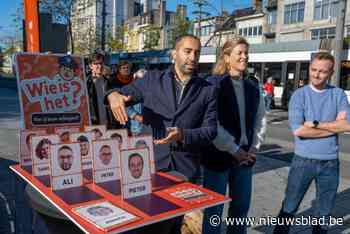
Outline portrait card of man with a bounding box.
[19,129,47,167]
[121,148,151,199]
[50,143,83,190]
[105,129,128,150]
[128,135,155,174]
[73,201,139,230]
[85,125,106,141]
[31,134,60,176]
[92,139,121,183]
[71,132,94,170]
[54,126,81,143]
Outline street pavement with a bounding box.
[0,87,349,234]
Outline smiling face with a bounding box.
[41,143,50,159]
[128,154,144,179]
[309,58,334,90]
[225,43,249,77]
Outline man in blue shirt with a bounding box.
[273,52,350,234]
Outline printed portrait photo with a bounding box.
[121,148,150,184]
[54,127,80,143]
[31,135,59,164]
[51,143,81,177]
[57,145,74,171]
[71,132,93,159]
[19,129,47,165]
[128,135,155,173]
[87,206,114,217]
[105,129,128,150]
[92,139,120,170]
[85,125,107,140]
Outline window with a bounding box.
[248,27,253,36]
[347,25,350,37]
[239,28,243,35]
[258,26,263,35]
[268,10,277,25]
[243,28,248,36]
[314,0,339,20]
[311,27,336,40]
[253,26,257,36]
[284,1,305,24]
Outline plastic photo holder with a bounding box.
[85,125,107,141]
[54,126,81,143]
[31,134,60,176]
[92,139,121,184]
[120,148,151,199]
[71,132,94,170]
[50,143,83,190]
[128,135,155,173]
[19,129,47,167]
[105,129,128,150]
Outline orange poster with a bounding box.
[15,53,90,132]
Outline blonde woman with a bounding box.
[201,37,266,234]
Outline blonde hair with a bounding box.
[212,36,249,75]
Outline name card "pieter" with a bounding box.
[120,148,151,199]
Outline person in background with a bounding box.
[264,77,275,112]
[86,52,112,126]
[127,69,147,136]
[110,61,134,89]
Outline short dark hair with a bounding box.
[77,135,88,142]
[117,61,131,71]
[59,145,73,153]
[88,52,104,64]
[128,153,143,167]
[174,34,201,49]
[311,52,335,65]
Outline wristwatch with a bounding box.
[313,120,319,128]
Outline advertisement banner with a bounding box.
[15,53,90,132]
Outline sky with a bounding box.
[167,0,251,18]
[0,0,22,38]
[0,0,252,40]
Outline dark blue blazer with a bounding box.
[201,74,260,172]
[106,67,217,179]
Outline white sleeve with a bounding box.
[251,90,267,150]
[213,123,239,155]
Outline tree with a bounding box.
[170,16,192,48]
[107,25,125,52]
[141,25,161,51]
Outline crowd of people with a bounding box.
[85,34,350,234]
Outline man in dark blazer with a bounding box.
[105,35,217,182]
